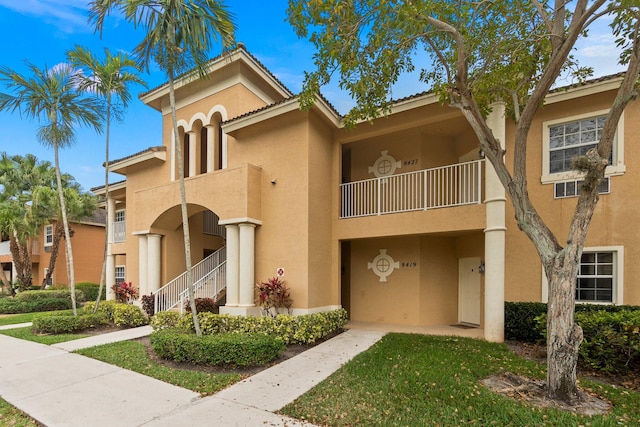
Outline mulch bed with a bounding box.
[485,341,640,416]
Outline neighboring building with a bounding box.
[0,211,106,287]
[93,44,639,342]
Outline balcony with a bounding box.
[340,160,483,219]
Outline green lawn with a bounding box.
[0,397,39,427]
[0,326,90,345]
[75,340,242,396]
[280,333,640,426]
[0,309,74,326]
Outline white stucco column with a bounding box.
[107,196,115,244]
[484,102,507,343]
[225,224,239,306]
[206,125,215,173]
[188,131,197,178]
[147,234,162,293]
[138,234,148,296]
[238,223,256,307]
[106,254,116,301]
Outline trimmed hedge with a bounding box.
[82,301,148,327]
[505,301,640,343]
[15,289,85,303]
[32,312,110,334]
[150,329,285,367]
[504,302,547,342]
[0,297,72,314]
[76,282,106,302]
[150,308,348,345]
[576,310,640,374]
[113,304,148,328]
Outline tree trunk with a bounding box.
[95,96,112,313]
[168,71,201,335]
[9,236,29,288]
[54,143,77,316]
[545,257,583,402]
[41,222,64,288]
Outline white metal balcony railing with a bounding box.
[0,240,39,256]
[153,246,226,313]
[112,221,126,243]
[340,160,484,219]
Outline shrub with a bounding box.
[15,289,85,303]
[150,311,183,330]
[141,294,155,316]
[83,300,119,321]
[150,329,285,367]
[255,277,293,317]
[504,302,547,342]
[76,282,105,302]
[111,281,139,304]
[112,304,148,328]
[32,312,109,334]
[160,308,349,345]
[504,301,640,343]
[184,297,218,313]
[575,310,640,374]
[0,296,72,314]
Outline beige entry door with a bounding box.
[458,257,481,325]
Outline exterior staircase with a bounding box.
[153,246,226,313]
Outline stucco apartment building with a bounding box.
[0,213,106,288]
[94,45,639,342]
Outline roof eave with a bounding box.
[139,48,293,111]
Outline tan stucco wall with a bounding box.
[37,222,105,286]
[503,89,640,305]
[348,233,483,326]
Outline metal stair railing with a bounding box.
[153,246,226,313]
[177,259,226,313]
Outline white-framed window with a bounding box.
[115,265,126,284]
[44,225,53,247]
[115,209,125,223]
[541,110,625,184]
[554,177,610,199]
[113,209,126,243]
[542,246,624,305]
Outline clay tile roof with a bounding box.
[106,146,166,168]
[90,179,126,193]
[549,72,625,93]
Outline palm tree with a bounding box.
[90,0,235,334]
[34,180,98,288]
[0,153,57,290]
[0,63,103,315]
[67,46,145,311]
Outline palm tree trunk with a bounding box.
[169,72,201,335]
[54,142,77,316]
[95,98,112,312]
[9,236,28,288]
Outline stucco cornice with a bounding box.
[108,147,166,175]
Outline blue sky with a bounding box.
[0,0,626,192]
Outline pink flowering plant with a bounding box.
[255,276,293,317]
[112,281,139,304]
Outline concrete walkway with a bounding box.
[0,324,384,427]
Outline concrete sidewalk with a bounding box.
[0,325,384,426]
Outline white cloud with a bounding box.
[0,0,90,33]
